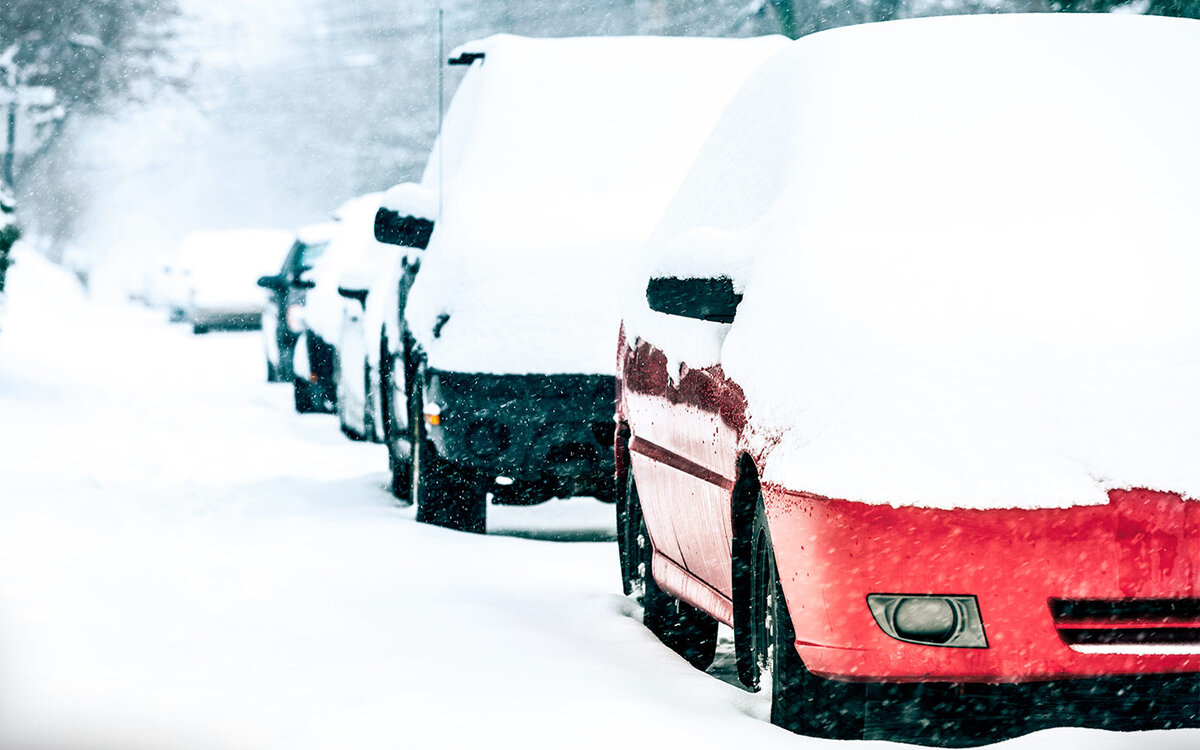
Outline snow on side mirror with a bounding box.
[646,276,741,324]
[374,208,435,249]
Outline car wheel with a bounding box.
[380,342,412,504]
[751,497,864,739]
[192,323,209,334]
[293,378,320,414]
[621,465,717,670]
[410,371,486,533]
[361,359,377,443]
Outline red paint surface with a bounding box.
[617,330,1200,683]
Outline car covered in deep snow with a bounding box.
[387,34,788,532]
[615,14,1200,745]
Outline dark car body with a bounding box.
[257,226,333,383]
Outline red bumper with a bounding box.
[763,486,1200,682]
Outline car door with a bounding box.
[625,351,740,607]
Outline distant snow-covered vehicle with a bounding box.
[174,229,292,334]
[331,199,409,441]
[257,223,337,383]
[290,193,384,414]
[383,34,787,531]
[615,14,1200,745]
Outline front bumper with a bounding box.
[764,486,1200,682]
[424,370,616,489]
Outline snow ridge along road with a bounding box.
[0,250,1195,748]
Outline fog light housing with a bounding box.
[867,594,987,648]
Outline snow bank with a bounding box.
[627,14,1200,510]
[405,34,788,375]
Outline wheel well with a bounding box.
[730,452,761,689]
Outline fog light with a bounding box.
[424,402,442,426]
[867,594,987,648]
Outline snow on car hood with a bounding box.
[178,229,292,308]
[405,33,788,376]
[627,14,1200,510]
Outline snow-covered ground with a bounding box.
[0,247,1195,749]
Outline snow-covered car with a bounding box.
[365,183,437,497]
[331,201,412,442]
[257,222,337,383]
[291,193,384,414]
[615,14,1200,744]
[390,34,787,532]
[172,229,292,334]
[334,183,435,454]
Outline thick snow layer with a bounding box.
[175,229,293,308]
[406,34,788,375]
[302,192,395,343]
[626,14,1200,510]
[380,181,437,220]
[295,220,339,246]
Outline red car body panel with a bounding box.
[617,330,1200,683]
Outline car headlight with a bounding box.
[867,594,988,648]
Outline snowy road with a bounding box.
[0,250,1196,749]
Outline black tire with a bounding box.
[267,359,278,383]
[380,341,412,503]
[293,378,320,414]
[361,359,377,443]
[192,323,209,334]
[619,463,717,670]
[410,371,486,533]
[751,498,864,739]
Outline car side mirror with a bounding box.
[646,276,741,324]
[337,286,369,306]
[257,275,285,291]
[374,208,435,249]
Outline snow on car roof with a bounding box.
[303,192,395,342]
[627,13,1200,510]
[405,33,788,376]
[296,221,340,246]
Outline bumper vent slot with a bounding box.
[1050,598,1200,646]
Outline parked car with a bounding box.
[380,34,787,531]
[335,183,434,452]
[615,13,1200,745]
[257,222,337,383]
[172,230,292,334]
[291,193,384,414]
[331,203,411,441]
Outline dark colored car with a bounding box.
[256,223,335,383]
[376,35,785,533]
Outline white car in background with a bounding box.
[172,229,293,334]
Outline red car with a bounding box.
[615,14,1200,744]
